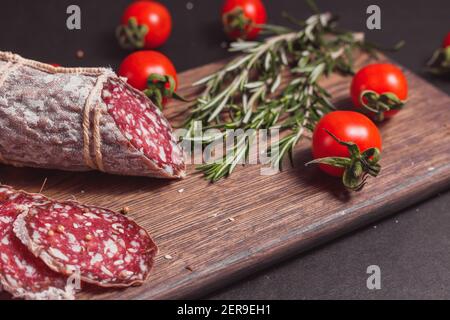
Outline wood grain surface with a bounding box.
[0,52,449,300]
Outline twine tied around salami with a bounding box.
[0,51,186,178]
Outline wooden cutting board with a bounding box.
[0,52,449,300]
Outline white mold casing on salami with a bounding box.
[0,186,74,300]
[0,52,185,178]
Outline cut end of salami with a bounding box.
[0,186,74,300]
[102,78,186,178]
[14,198,158,288]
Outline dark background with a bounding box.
[0,0,449,299]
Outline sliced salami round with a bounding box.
[14,198,157,287]
[0,186,74,300]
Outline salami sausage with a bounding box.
[0,51,185,178]
[0,186,74,300]
[13,193,157,287]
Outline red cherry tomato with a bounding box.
[351,63,408,119]
[118,51,177,107]
[118,1,172,49]
[221,0,267,40]
[118,50,177,91]
[312,111,382,177]
[442,32,450,48]
[50,63,61,67]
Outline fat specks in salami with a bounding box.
[14,198,157,287]
[0,187,74,300]
[0,185,157,299]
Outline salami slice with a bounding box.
[0,186,74,300]
[0,51,185,178]
[14,195,157,287]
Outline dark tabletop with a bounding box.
[0,0,449,299]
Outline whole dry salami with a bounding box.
[0,51,185,178]
[14,195,158,287]
[0,186,74,300]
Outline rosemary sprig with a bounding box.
[183,8,372,182]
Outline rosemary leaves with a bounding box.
[183,9,373,182]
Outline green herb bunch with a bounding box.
[183,4,376,182]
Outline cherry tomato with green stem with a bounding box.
[118,50,178,109]
[308,111,382,191]
[426,32,450,75]
[117,1,172,50]
[351,63,408,121]
[221,0,267,40]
